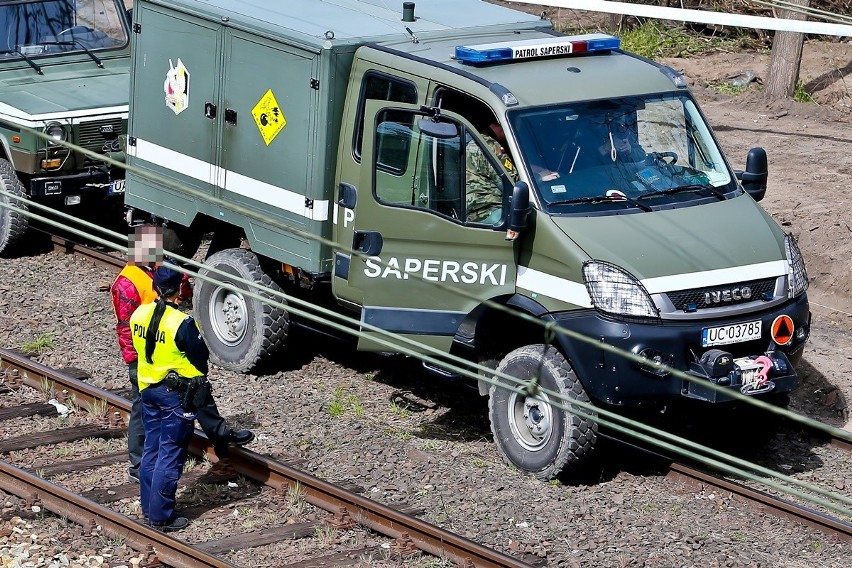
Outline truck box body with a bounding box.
[126,0,543,272]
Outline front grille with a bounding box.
[76,118,124,153]
[666,277,777,311]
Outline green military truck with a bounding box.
[124,0,810,479]
[0,0,131,253]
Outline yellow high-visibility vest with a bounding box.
[130,302,204,391]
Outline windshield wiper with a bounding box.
[638,184,727,201]
[39,40,103,68]
[1,48,43,74]
[549,194,653,212]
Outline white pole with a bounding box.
[506,0,852,37]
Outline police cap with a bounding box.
[153,266,183,297]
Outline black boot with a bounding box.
[223,429,254,446]
[150,516,189,532]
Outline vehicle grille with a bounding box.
[76,118,124,153]
[666,277,777,310]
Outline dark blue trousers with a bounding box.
[140,385,195,525]
[127,361,144,477]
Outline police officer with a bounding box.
[130,266,205,531]
[112,227,253,484]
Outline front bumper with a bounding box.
[28,169,125,203]
[549,294,810,406]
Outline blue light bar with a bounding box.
[455,34,620,65]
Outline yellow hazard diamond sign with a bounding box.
[251,89,287,146]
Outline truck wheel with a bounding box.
[0,158,29,255]
[194,248,288,372]
[488,345,597,480]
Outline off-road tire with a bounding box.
[194,248,288,372]
[0,158,29,255]
[488,344,597,480]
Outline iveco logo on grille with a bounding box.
[704,286,752,304]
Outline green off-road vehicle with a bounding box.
[124,0,810,480]
[0,0,131,253]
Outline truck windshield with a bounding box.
[0,0,128,60]
[509,93,735,213]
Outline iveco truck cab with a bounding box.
[123,0,810,480]
[0,0,131,253]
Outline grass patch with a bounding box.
[21,333,54,354]
[286,481,307,516]
[82,398,109,420]
[711,81,746,96]
[557,18,758,59]
[389,400,409,419]
[313,523,336,545]
[421,439,445,452]
[326,386,364,418]
[394,429,413,442]
[420,558,456,568]
[38,377,56,398]
[794,81,816,103]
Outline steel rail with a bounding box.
[665,461,852,542]
[602,433,852,543]
[0,461,234,568]
[49,234,125,270]
[0,349,534,568]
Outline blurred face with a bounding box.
[129,225,163,265]
[488,122,506,143]
[609,122,634,153]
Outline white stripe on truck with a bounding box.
[129,138,329,222]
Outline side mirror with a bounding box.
[418,118,458,139]
[505,181,531,240]
[735,147,768,202]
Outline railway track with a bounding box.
[601,432,852,543]
[10,233,849,559]
[0,350,540,567]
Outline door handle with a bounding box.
[225,108,237,126]
[204,102,217,119]
[353,230,383,256]
[338,183,357,208]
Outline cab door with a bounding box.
[333,101,519,352]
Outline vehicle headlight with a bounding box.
[44,122,68,145]
[583,261,659,320]
[784,234,808,297]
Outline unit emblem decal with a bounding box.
[251,89,287,146]
[163,58,190,115]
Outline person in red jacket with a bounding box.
[111,225,253,483]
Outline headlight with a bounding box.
[44,122,68,145]
[784,234,808,297]
[583,261,659,320]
